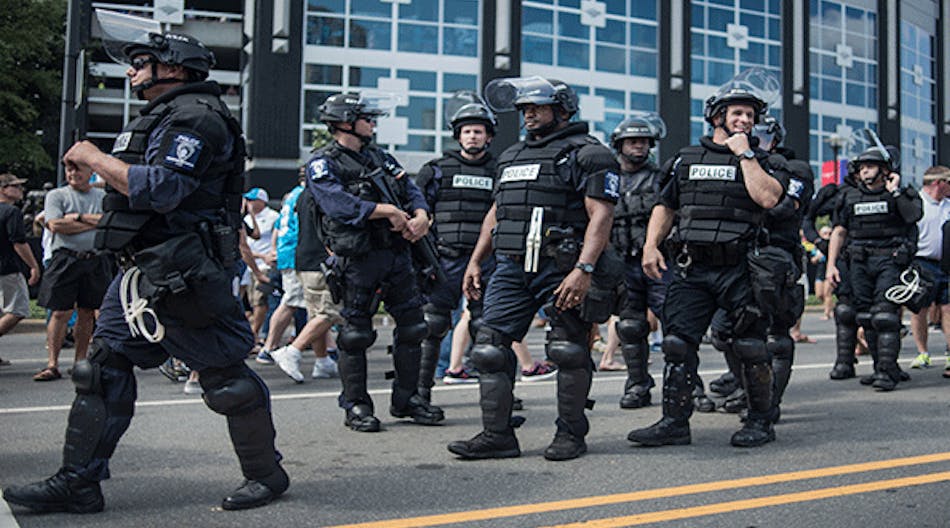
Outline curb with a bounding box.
[9,319,47,335]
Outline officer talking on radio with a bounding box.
[3,10,288,513]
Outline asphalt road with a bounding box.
[1,311,949,528]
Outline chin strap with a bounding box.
[622,152,648,165]
[331,124,373,146]
[131,63,185,100]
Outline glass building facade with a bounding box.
[899,19,937,183]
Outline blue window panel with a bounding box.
[690,98,703,116]
[560,0,580,8]
[808,113,817,130]
[707,35,732,60]
[846,61,865,82]
[630,23,657,49]
[810,0,818,17]
[629,49,657,77]
[604,0,626,16]
[866,12,876,34]
[523,6,553,34]
[809,134,819,161]
[691,33,704,56]
[397,96,437,129]
[821,1,841,22]
[397,69,437,91]
[444,73,477,92]
[691,4,704,28]
[444,27,478,56]
[523,35,553,65]
[741,0,765,12]
[868,86,877,108]
[708,0,733,6]
[867,64,877,84]
[707,60,734,86]
[307,16,345,46]
[846,33,867,59]
[352,0,390,17]
[597,19,625,45]
[304,90,336,122]
[595,112,624,138]
[844,119,863,135]
[630,92,656,111]
[691,58,704,84]
[396,135,436,152]
[558,40,590,69]
[740,42,765,65]
[767,44,780,66]
[769,0,781,15]
[398,24,439,53]
[845,82,865,106]
[820,78,841,103]
[820,54,840,77]
[768,16,780,41]
[400,0,437,22]
[349,19,390,49]
[821,115,840,133]
[596,88,625,109]
[558,12,586,39]
[572,85,589,95]
[742,13,765,39]
[691,121,706,143]
[708,7,733,32]
[845,7,864,34]
[596,46,626,74]
[305,64,343,85]
[308,0,344,14]
[631,0,657,21]
[350,66,389,87]
[809,74,820,99]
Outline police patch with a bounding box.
[854,201,888,215]
[688,164,736,181]
[112,132,131,154]
[499,164,541,183]
[309,158,329,180]
[787,179,805,199]
[452,174,493,191]
[604,171,620,199]
[164,133,203,170]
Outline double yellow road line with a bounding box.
[328,451,950,528]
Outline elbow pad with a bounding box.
[895,187,923,224]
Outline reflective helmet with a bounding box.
[318,91,398,125]
[752,114,785,149]
[704,67,780,125]
[445,91,496,138]
[851,147,896,173]
[484,76,579,117]
[610,112,667,150]
[123,32,216,79]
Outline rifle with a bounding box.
[367,168,448,289]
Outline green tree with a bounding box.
[0,0,66,185]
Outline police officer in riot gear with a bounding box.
[306,92,445,432]
[607,113,667,409]
[3,13,288,513]
[708,115,814,420]
[415,93,498,403]
[826,141,922,391]
[447,77,619,461]
[627,69,789,448]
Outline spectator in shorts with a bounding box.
[34,164,112,381]
[0,173,41,366]
[812,226,833,320]
[243,188,280,345]
[909,166,950,372]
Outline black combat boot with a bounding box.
[221,465,289,511]
[722,387,747,413]
[544,417,587,461]
[709,371,739,396]
[730,417,775,447]
[731,361,775,447]
[627,362,692,446]
[345,403,381,432]
[447,430,521,459]
[620,342,654,409]
[3,468,104,514]
[390,393,445,425]
[692,375,715,413]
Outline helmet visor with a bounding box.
[357,90,400,118]
[629,111,667,139]
[484,76,555,113]
[94,9,161,65]
[710,67,781,113]
[444,91,492,127]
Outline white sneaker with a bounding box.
[311,357,339,379]
[183,380,203,395]
[271,346,304,383]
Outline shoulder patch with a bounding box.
[787,179,805,199]
[112,132,131,153]
[309,158,329,180]
[164,133,204,170]
[604,171,620,199]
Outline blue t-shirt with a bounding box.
[275,185,304,271]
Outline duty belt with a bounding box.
[58,248,99,260]
[851,245,900,258]
[673,242,747,268]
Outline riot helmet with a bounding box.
[445,91,496,138]
[318,91,399,145]
[752,114,785,151]
[704,68,780,129]
[484,76,578,136]
[610,112,667,165]
[846,128,899,187]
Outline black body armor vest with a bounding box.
[493,128,594,256]
[428,150,496,253]
[611,163,660,256]
[674,139,764,245]
[842,186,908,243]
[317,142,409,257]
[96,82,245,252]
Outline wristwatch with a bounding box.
[740,149,756,160]
[575,262,594,274]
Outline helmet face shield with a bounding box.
[484,76,557,113]
[752,114,784,148]
[356,90,400,118]
[444,91,496,137]
[611,111,667,146]
[705,67,781,123]
[94,9,161,65]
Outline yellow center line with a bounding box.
[324,451,950,528]
[543,470,950,528]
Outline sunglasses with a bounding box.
[358,114,378,123]
[2,183,24,189]
[130,57,155,71]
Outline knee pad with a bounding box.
[871,310,901,332]
[423,306,452,340]
[662,335,693,363]
[339,324,377,353]
[547,340,589,369]
[767,335,794,361]
[834,303,856,326]
[467,315,483,342]
[73,339,133,395]
[200,364,265,416]
[616,317,650,344]
[394,312,429,347]
[733,338,769,363]
[709,330,732,354]
[856,312,872,329]
[475,326,512,348]
[471,344,510,373]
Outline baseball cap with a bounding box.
[0,173,28,187]
[243,188,269,202]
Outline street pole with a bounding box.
[57,0,80,186]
